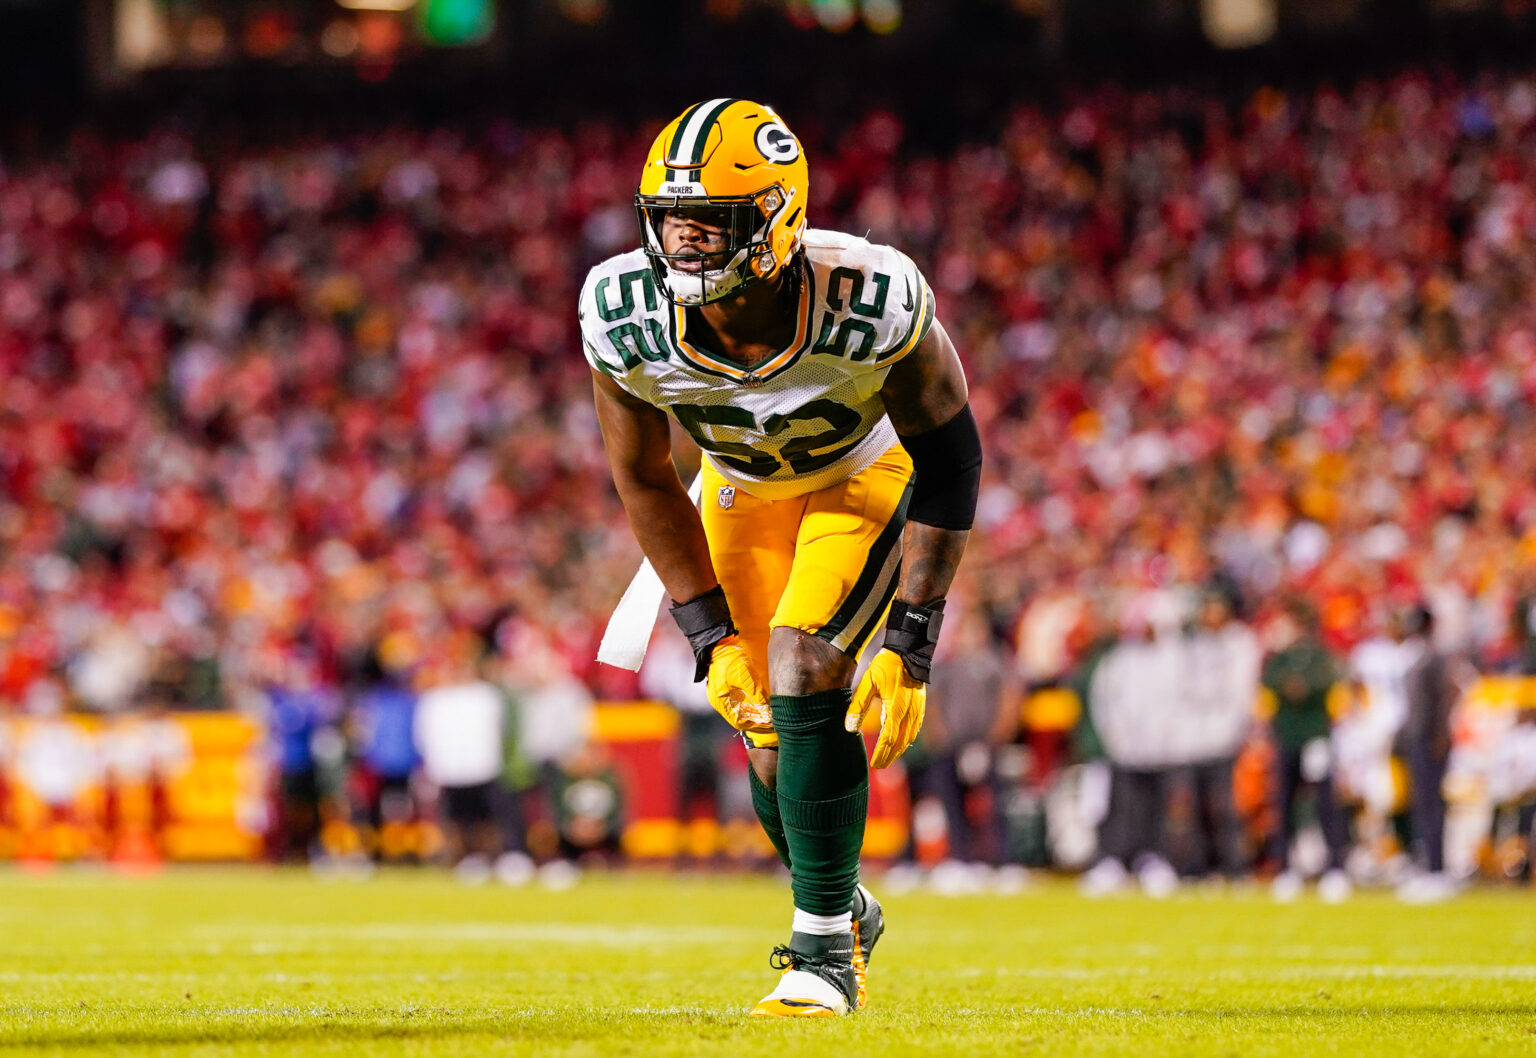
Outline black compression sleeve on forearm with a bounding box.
[898,403,982,530]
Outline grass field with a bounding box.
[1,868,1534,1056]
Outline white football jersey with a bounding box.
[580,229,935,500]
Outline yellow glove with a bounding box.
[706,635,773,733]
[846,649,927,769]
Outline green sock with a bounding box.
[771,689,868,917]
[748,763,792,870]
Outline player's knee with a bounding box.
[767,627,854,696]
[748,746,778,788]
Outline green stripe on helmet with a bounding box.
[664,100,707,183]
[688,97,740,164]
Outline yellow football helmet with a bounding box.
[636,98,809,306]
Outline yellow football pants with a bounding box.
[700,444,913,748]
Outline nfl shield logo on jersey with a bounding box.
[717,485,736,509]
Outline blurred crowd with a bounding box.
[4,66,1536,882]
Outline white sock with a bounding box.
[792,908,852,936]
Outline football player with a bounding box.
[581,99,981,1016]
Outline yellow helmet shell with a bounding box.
[636,98,809,303]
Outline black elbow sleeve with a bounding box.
[899,403,982,531]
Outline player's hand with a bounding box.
[846,648,927,769]
[706,635,773,732]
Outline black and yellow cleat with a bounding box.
[750,932,858,1017]
[850,883,885,1010]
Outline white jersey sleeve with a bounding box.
[578,249,662,400]
[801,229,935,368]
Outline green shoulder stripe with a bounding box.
[877,276,934,365]
[583,340,619,379]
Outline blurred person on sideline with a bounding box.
[1263,599,1351,902]
[474,644,539,883]
[263,646,341,863]
[641,626,729,863]
[911,608,1021,869]
[1394,605,1459,903]
[1335,608,1418,880]
[1177,583,1261,881]
[504,626,594,805]
[413,639,509,883]
[1048,597,1121,872]
[1079,590,1185,897]
[347,652,420,862]
[548,737,626,863]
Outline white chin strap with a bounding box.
[662,246,754,305]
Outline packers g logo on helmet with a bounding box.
[754,121,800,164]
[636,99,810,306]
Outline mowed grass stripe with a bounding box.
[0,870,1533,1056]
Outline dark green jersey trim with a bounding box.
[847,564,902,661]
[663,312,743,382]
[669,256,816,384]
[586,346,620,379]
[817,474,912,644]
[877,277,934,366]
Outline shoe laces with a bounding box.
[769,945,843,973]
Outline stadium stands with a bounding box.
[3,67,1536,875]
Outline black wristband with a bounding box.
[882,599,945,683]
[669,585,736,682]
